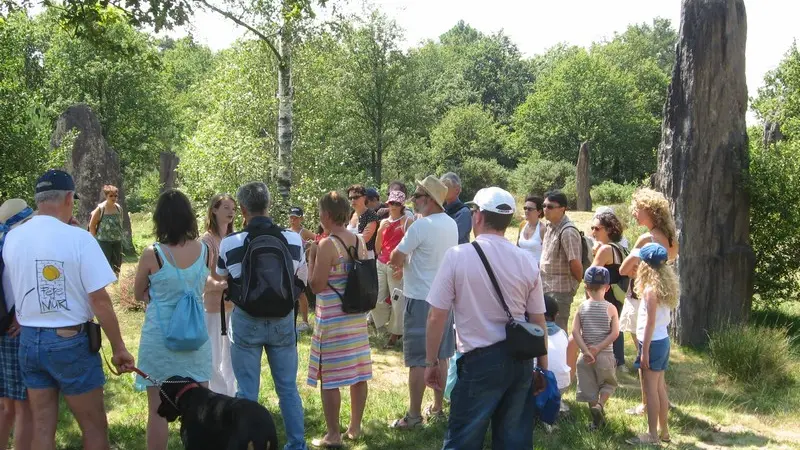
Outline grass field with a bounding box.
[46,211,800,449]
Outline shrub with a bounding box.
[560,175,578,210]
[749,137,800,305]
[510,158,574,198]
[708,323,795,387]
[591,180,637,206]
[457,157,509,200]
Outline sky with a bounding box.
[178,0,799,116]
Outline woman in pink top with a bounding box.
[372,190,413,347]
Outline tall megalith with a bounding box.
[655,0,754,346]
[576,141,592,211]
[51,104,133,252]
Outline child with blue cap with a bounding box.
[572,266,620,430]
[626,243,679,446]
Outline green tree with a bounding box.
[0,12,49,201]
[343,11,410,185]
[430,104,511,171]
[512,48,657,183]
[752,42,800,138]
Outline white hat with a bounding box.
[467,187,516,214]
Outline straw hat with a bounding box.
[414,175,448,210]
[0,199,34,234]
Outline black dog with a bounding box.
[156,376,279,450]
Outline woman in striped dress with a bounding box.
[307,191,372,448]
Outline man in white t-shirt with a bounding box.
[423,187,547,449]
[2,170,134,450]
[389,175,458,429]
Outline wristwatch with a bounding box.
[425,360,439,368]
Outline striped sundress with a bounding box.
[307,235,373,389]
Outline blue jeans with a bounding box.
[230,308,307,450]
[443,341,535,450]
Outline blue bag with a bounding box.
[533,367,561,425]
[153,244,209,352]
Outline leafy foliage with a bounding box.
[752,42,800,139]
[510,157,575,198]
[748,134,800,304]
[430,104,511,172]
[591,181,637,206]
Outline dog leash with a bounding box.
[101,349,183,410]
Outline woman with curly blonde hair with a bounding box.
[626,243,678,446]
[619,187,679,415]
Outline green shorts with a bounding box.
[98,240,122,275]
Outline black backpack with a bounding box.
[0,257,12,335]
[227,223,298,318]
[327,234,379,314]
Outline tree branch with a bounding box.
[197,0,282,62]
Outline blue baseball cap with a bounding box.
[640,243,668,267]
[289,206,304,217]
[365,188,380,200]
[584,266,610,285]
[35,169,79,199]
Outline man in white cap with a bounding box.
[423,187,548,449]
[0,199,34,449]
[389,175,458,429]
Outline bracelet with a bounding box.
[424,360,439,368]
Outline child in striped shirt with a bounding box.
[573,266,620,430]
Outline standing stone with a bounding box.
[50,103,133,252]
[576,141,592,211]
[762,121,784,149]
[159,151,180,193]
[655,0,754,346]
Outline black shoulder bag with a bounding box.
[328,234,379,314]
[472,242,547,360]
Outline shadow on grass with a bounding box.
[669,408,776,449]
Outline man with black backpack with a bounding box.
[540,191,586,331]
[214,182,308,450]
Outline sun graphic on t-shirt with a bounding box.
[42,264,62,281]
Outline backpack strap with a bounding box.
[152,243,164,269]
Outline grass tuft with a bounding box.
[708,323,796,387]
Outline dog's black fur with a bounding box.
[156,376,278,450]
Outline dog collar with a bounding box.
[175,382,201,404]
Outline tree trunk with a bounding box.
[158,151,179,193]
[576,141,592,211]
[276,24,294,202]
[655,0,754,346]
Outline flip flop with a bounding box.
[625,434,661,446]
[423,404,446,422]
[390,413,423,429]
[625,403,646,415]
[311,437,343,449]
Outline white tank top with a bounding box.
[636,296,672,341]
[518,221,543,265]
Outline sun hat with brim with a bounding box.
[414,175,448,210]
[466,187,516,214]
[640,242,668,268]
[0,199,34,245]
[387,190,406,205]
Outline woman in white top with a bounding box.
[517,195,545,265]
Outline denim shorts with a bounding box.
[19,326,105,396]
[403,297,455,367]
[633,337,670,372]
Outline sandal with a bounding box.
[590,404,606,428]
[626,434,661,446]
[423,404,446,422]
[390,413,423,429]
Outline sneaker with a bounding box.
[296,322,310,332]
[559,401,570,413]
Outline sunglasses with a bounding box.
[590,225,604,231]
[388,201,402,207]
[411,192,429,200]
[543,204,563,210]
[348,195,363,201]
[523,206,539,212]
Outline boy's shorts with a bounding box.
[634,337,670,371]
[576,352,618,403]
[403,297,455,367]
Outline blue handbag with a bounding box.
[153,244,209,352]
[533,368,562,425]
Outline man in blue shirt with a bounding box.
[441,173,472,244]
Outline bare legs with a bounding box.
[641,369,669,441]
[319,381,369,444]
[0,398,32,450]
